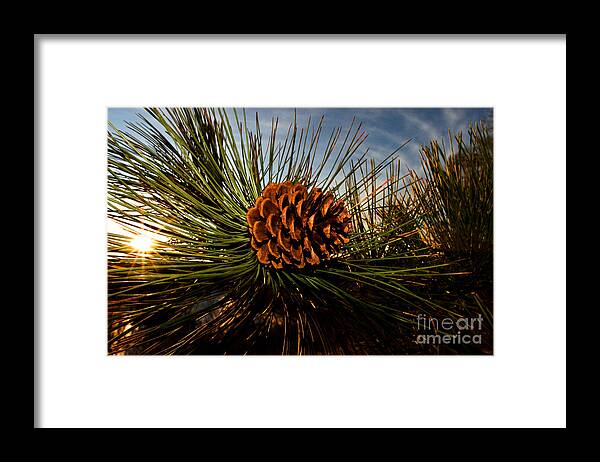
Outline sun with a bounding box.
[129,234,154,253]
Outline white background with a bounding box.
[36,35,566,428]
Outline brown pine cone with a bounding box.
[246,181,352,269]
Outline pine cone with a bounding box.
[246,181,352,269]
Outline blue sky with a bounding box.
[108,107,492,172]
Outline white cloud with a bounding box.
[442,108,463,127]
[394,109,440,143]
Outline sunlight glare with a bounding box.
[130,234,154,253]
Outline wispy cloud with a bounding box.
[442,108,463,127]
[394,110,440,144]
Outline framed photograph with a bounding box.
[35,35,566,428]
